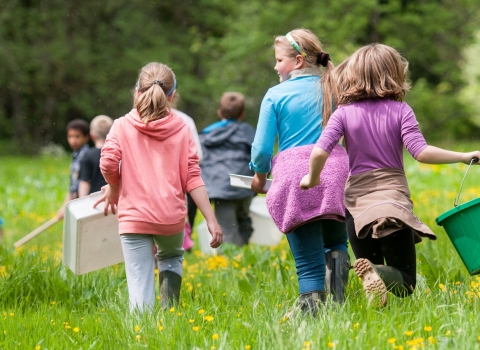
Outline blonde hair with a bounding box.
[218,92,245,120]
[274,29,335,126]
[90,115,113,140]
[134,62,176,124]
[334,44,410,105]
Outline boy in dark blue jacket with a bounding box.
[200,92,256,246]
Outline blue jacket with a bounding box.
[200,121,256,200]
[250,68,323,174]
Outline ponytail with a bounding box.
[134,63,176,124]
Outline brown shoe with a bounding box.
[353,259,387,307]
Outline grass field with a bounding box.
[1,145,480,350]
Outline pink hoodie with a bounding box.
[100,109,204,235]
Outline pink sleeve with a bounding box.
[185,128,204,192]
[100,120,122,185]
[315,108,345,153]
[400,104,428,159]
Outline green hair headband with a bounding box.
[286,32,307,57]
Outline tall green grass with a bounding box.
[1,147,480,349]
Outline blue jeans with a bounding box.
[286,219,348,294]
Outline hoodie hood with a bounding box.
[125,109,185,141]
[201,121,255,148]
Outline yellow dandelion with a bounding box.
[428,336,437,344]
[353,323,359,330]
[388,338,396,344]
[157,296,160,300]
[135,325,140,332]
[198,309,205,315]
[204,315,214,322]
[211,347,216,350]
[446,330,451,336]
[404,330,413,336]
[35,346,41,350]
[245,346,251,350]
[158,326,164,331]
[50,301,56,305]
[393,346,404,350]
[212,333,219,340]
[73,327,79,333]
[135,334,141,341]
[455,281,461,285]
[197,283,201,287]
[177,312,182,316]
[9,313,14,317]
[169,307,175,313]
[328,342,335,348]
[65,325,71,329]
[303,341,311,346]
[424,326,432,332]
[192,326,200,332]
[425,288,430,294]
[189,319,195,323]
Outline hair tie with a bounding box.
[152,80,164,87]
[316,52,330,67]
[286,32,307,58]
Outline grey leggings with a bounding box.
[120,232,184,311]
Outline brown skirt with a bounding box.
[344,168,436,243]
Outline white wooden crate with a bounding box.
[229,174,272,191]
[63,191,124,275]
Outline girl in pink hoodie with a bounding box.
[94,62,223,311]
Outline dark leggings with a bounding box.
[186,192,197,228]
[346,210,417,291]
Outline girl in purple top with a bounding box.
[301,44,480,307]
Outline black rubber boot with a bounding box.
[159,270,182,310]
[353,259,406,307]
[325,250,351,304]
[299,291,326,317]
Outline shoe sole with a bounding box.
[353,259,387,307]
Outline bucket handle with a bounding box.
[454,157,479,207]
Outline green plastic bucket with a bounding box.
[436,158,480,275]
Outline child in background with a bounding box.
[200,92,256,247]
[170,93,203,252]
[78,115,113,197]
[94,62,222,311]
[301,43,480,307]
[56,119,90,219]
[250,29,350,316]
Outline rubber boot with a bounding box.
[159,270,182,310]
[353,258,405,307]
[325,250,351,304]
[299,291,326,317]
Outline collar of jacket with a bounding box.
[287,67,321,80]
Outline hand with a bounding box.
[251,173,268,194]
[463,151,480,165]
[56,207,65,220]
[93,184,119,216]
[300,174,319,190]
[206,220,223,248]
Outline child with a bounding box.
[93,62,222,312]
[200,92,256,247]
[56,119,90,219]
[170,92,203,251]
[301,43,480,307]
[78,115,113,197]
[250,29,350,316]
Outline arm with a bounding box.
[300,110,345,190]
[78,180,91,198]
[100,121,122,185]
[189,186,222,248]
[250,94,278,193]
[300,147,330,189]
[416,146,480,165]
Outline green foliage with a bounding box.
[0,0,479,153]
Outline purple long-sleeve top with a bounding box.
[316,99,428,176]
